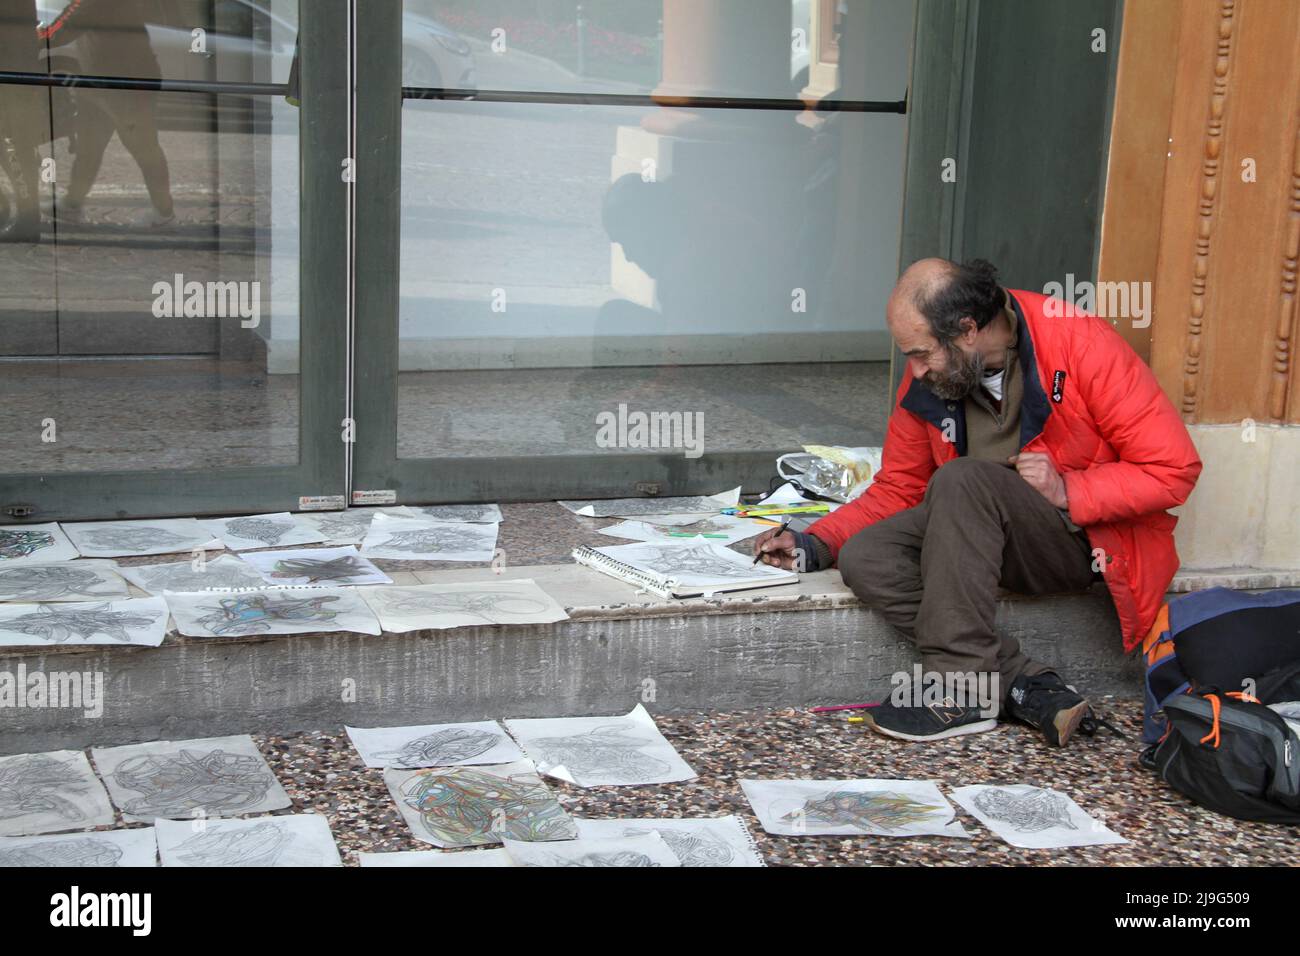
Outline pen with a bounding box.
[752,518,793,565]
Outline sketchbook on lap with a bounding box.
[571,541,797,599]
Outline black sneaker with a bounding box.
[1006,672,1110,747]
[863,696,997,742]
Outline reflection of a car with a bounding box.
[35,0,476,128]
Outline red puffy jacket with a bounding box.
[807,288,1203,651]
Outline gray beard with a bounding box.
[923,340,985,401]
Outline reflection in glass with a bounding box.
[0,0,301,474]
[396,0,913,461]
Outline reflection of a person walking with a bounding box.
[41,0,175,226]
[0,0,46,242]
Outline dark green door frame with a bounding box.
[0,2,351,522]
[892,0,1123,397]
[352,2,898,506]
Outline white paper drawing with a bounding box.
[558,486,740,518]
[0,523,80,566]
[502,833,681,867]
[114,553,267,596]
[404,504,503,524]
[357,847,514,867]
[62,519,223,558]
[92,734,291,823]
[198,513,326,551]
[575,815,764,867]
[293,507,399,546]
[504,704,697,787]
[613,542,790,584]
[0,750,115,837]
[360,515,499,562]
[740,778,972,838]
[155,814,342,867]
[950,784,1128,849]
[165,587,382,637]
[0,560,129,603]
[0,826,157,867]
[0,597,168,648]
[597,515,765,546]
[346,720,525,769]
[384,760,577,848]
[360,579,569,633]
[238,546,392,587]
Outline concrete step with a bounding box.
[0,562,1145,752]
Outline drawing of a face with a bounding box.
[0,566,109,600]
[80,527,192,553]
[0,603,159,643]
[0,528,56,560]
[971,787,1077,832]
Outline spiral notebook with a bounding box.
[571,542,797,599]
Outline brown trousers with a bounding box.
[837,457,1097,714]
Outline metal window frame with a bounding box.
[352,3,901,506]
[0,3,351,523]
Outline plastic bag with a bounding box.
[776,445,882,503]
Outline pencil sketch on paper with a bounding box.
[0,602,163,644]
[0,564,126,601]
[970,786,1078,833]
[407,504,502,524]
[529,724,673,783]
[224,516,297,547]
[385,590,552,620]
[544,850,657,867]
[377,728,504,768]
[0,754,94,826]
[109,748,281,818]
[0,752,114,835]
[0,527,56,560]
[391,765,576,847]
[628,827,734,866]
[195,593,343,635]
[173,820,290,866]
[0,836,122,867]
[264,553,383,585]
[156,815,340,867]
[626,544,770,580]
[304,510,374,543]
[77,527,194,554]
[574,816,763,867]
[372,525,493,555]
[502,833,680,867]
[783,790,948,833]
[122,556,264,595]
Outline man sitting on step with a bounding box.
[752,258,1202,746]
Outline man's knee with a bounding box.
[924,456,1010,503]
[837,525,905,606]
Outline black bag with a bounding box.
[1150,662,1300,824]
